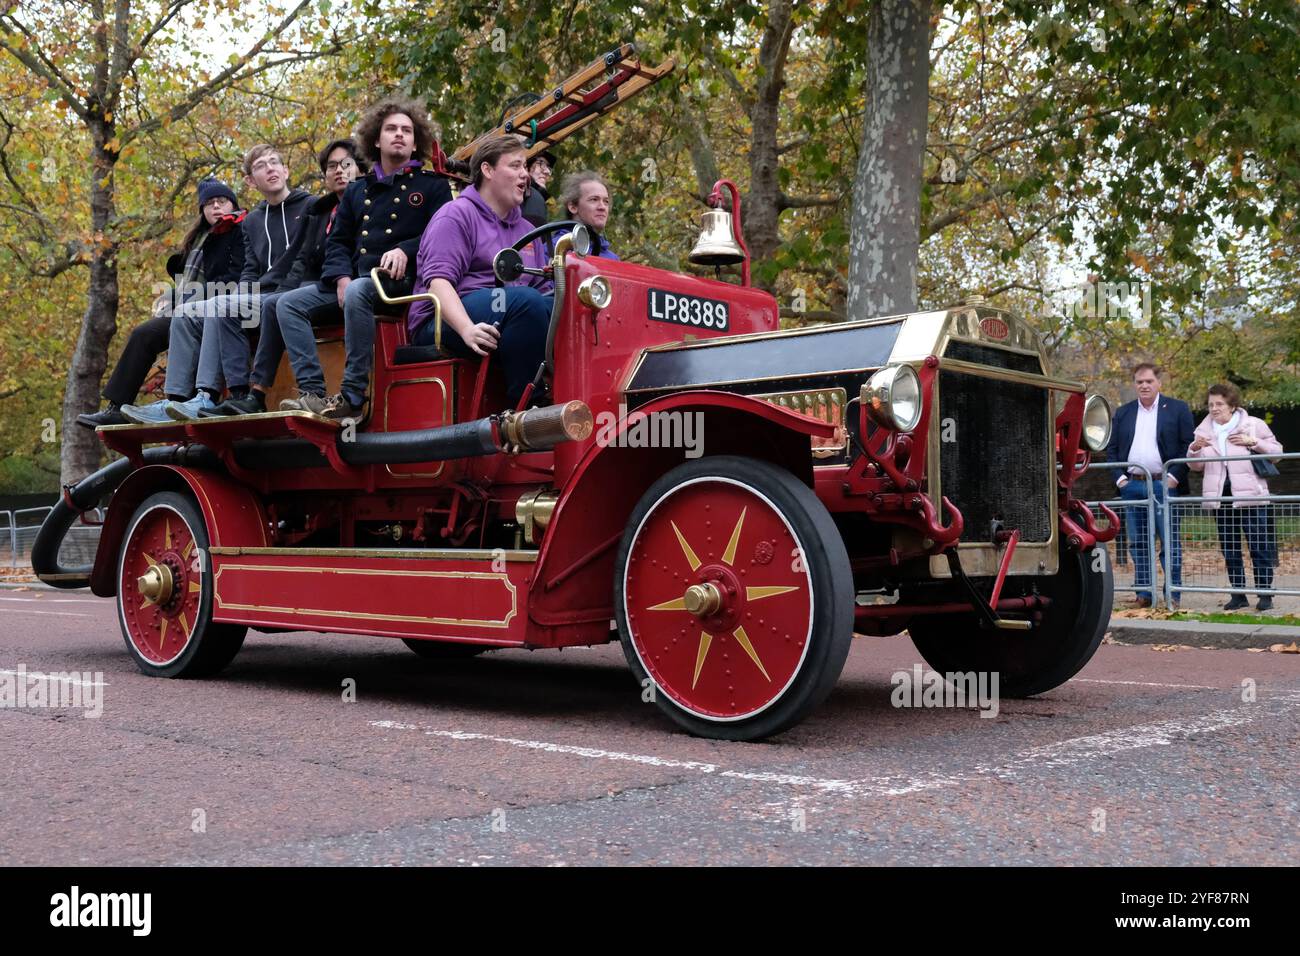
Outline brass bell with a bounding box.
[688,209,745,267]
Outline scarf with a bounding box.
[1212,409,1242,455]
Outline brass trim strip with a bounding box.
[98,409,335,431]
[208,545,538,562]
[938,358,1084,391]
[213,564,518,628]
[625,367,885,395]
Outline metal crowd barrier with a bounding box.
[1160,452,1300,607]
[1080,461,1157,599]
[0,505,104,580]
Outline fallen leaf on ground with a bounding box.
[1268,642,1300,654]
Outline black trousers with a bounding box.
[103,313,172,406]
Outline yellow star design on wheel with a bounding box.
[646,507,800,689]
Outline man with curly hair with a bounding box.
[278,96,452,419]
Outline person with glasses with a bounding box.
[277,96,452,419]
[122,144,315,423]
[203,139,367,416]
[520,149,556,228]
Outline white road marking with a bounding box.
[0,607,92,618]
[1072,678,1218,690]
[0,596,100,605]
[0,669,107,687]
[372,695,1297,802]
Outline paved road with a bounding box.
[1,591,1296,865]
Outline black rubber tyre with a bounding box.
[614,455,854,741]
[907,543,1113,697]
[117,491,246,678]
[401,639,490,659]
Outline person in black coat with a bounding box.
[78,178,245,428]
[277,96,452,419]
[520,150,555,228]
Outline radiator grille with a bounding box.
[938,371,1052,543]
[944,340,1043,373]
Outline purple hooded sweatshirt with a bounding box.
[408,184,548,334]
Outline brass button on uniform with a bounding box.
[364,199,371,206]
[359,247,367,254]
[385,228,392,234]
[390,213,397,220]
[361,230,368,237]
[363,215,369,221]
[394,197,400,204]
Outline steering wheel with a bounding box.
[493,220,582,285]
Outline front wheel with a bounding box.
[117,491,246,678]
[615,456,854,741]
[907,543,1113,697]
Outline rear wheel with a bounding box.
[117,491,246,677]
[615,456,854,741]
[907,543,1113,697]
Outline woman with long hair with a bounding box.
[78,178,245,429]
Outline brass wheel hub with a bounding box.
[138,563,175,606]
[683,582,722,619]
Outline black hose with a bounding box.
[32,414,511,588]
[339,418,499,465]
[31,445,220,589]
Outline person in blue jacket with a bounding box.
[1105,362,1195,606]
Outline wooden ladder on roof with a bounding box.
[435,43,674,178]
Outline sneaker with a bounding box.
[119,401,178,425]
[321,393,363,421]
[1256,596,1273,612]
[76,404,128,429]
[200,392,266,417]
[1222,595,1249,611]
[165,392,216,421]
[279,391,331,415]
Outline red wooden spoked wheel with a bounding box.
[615,456,853,740]
[117,491,245,678]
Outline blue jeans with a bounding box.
[412,286,552,405]
[1121,478,1182,602]
[276,283,344,398]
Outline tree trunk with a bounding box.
[745,0,796,278]
[61,124,119,486]
[847,0,933,318]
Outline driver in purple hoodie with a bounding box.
[407,134,551,406]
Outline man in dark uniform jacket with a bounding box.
[278,96,452,419]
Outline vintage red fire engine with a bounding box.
[36,47,1118,740]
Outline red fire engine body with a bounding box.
[35,49,1118,740]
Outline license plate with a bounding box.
[647,288,730,331]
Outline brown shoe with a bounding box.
[279,391,331,415]
[321,393,363,421]
[1131,596,1152,609]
